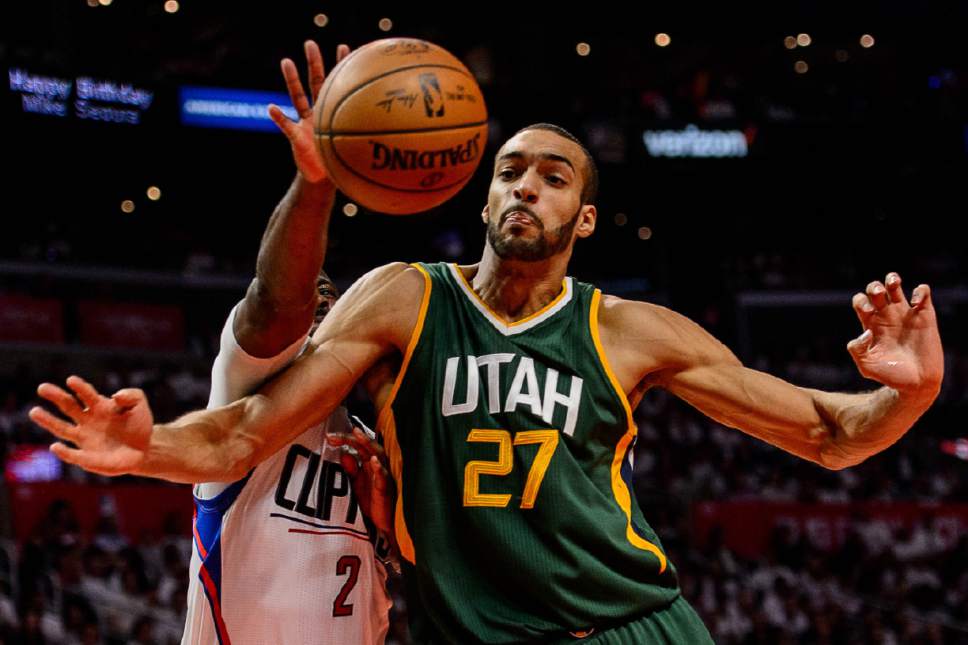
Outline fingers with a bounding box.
[283,42,351,119]
[66,375,102,409]
[846,328,874,360]
[280,57,312,119]
[884,272,908,306]
[865,280,888,310]
[36,382,84,421]
[328,427,383,459]
[851,293,874,331]
[268,104,298,138]
[50,443,116,476]
[50,442,83,465]
[304,40,325,103]
[345,428,387,476]
[352,427,384,461]
[365,455,394,534]
[29,407,81,444]
[858,274,933,318]
[111,388,142,411]
[367,455,388,493]
[910,283,933,310]
[326,432,348,446]
[338,447,360,477]
[329,422,387,485]
[336,44,351,64]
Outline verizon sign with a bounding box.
[643,124,752,158]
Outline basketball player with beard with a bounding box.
[33,122,942,643]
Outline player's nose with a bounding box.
[512,169,539,203]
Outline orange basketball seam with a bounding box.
[323,164,481,194]
[315,119,489,137]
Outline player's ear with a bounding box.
[575,204,596,239]
[481,204,489,225]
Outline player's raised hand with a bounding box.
[29,376,154,476]
[847,272,943,398]
[268,41,351,183]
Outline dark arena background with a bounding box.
[2,3,967,644]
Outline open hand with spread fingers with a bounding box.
[847,272,943,399]
[29,376,154,477]
[268,40,351,183]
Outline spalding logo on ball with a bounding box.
[314,38,488,215]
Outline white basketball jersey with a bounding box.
[181,305,392,645]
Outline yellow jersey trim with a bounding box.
[448,263,572,335]
[375,262,432,564]
[588,289,667,573]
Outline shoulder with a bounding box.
[311,262,430,353]
[596,293,685,340]
[345,262,428,299]
[596,293,739,372]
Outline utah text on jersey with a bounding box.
[442,352,584,437]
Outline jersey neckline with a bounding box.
[447,263,574,336]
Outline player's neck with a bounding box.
[465,247,571,323]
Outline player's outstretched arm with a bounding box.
[237,41,351,358]
[30,263,426,483]
[603,272,942,470]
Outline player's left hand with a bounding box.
[848,272,944,399]
[327,424,395,537]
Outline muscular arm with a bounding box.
[599,292,942,470]
[35,264,426,483]
[153,263,424,481]
[234,40,349,357]
[233,175,336,357]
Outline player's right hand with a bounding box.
[327,425,396,538]
[268,41,351,183]
[29,376,154,477]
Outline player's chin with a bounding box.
[494,240,549,262]
[501,223,541,240]
[497,237,538,255]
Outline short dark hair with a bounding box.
[513,123,599,205]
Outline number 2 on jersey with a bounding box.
[332,555,361,617]
[463,429,559,509]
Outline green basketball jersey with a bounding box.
[378,262,681,643]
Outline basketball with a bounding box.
[314,38,488,215]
